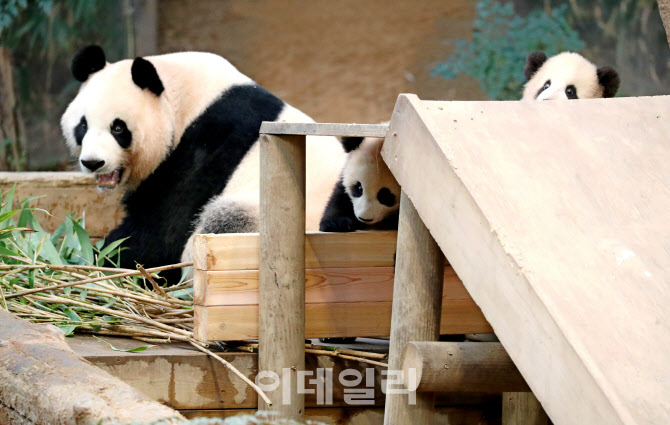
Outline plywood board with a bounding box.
[194,299,492,341]
[0,172,123,238]
[195,266,472,306]
[382,94,670,425]
[193,231,400,271]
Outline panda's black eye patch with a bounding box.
[565,85,578,99]
[74,116,87,145]
[542,80,551,90]
[351,182,363,198]
[110,118,132,149]
[377,188,395,207]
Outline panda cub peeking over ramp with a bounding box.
[61,46,344,280]
[522,51,619,100]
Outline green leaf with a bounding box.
[79,288,87,301]
[57,325,76,336]
[93,336,156,353]
[62,307,82,323]
[96,237,127,265]
[0,209,21,224]
[71,219,93,264]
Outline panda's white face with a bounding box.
[522,52,616,101]
[61,59,173,190]
[342,137,400,225]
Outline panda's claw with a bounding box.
[320,217,358,233]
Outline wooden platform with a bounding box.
[193,232,492,340]
[383,94,670,425]
[67,336,501,424]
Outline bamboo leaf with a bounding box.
[72,219,93,264]
[93,336,155,353]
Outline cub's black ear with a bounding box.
[71,45,106,82]
[340,136,363,153]
[597,66,620,98]
[524,51,548,82]
[131,57,164,96]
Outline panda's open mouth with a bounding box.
[96,167,124,190]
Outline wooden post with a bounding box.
[258,134,306,419]
[502,392,548,425]
[401,342,529,393]
[383,191,444,425]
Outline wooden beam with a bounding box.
[258,133,306,418]
[382,94,670,425]
[194,298,490,341]
[193,231,399,271]
[0,311,181,424]
[194,266,472,306]
[0,171,123,238]
[401,342,529,393]
[260,122,388,138]
[502,393,548,425]
[384,192,444,425]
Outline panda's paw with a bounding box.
[320,217,358,232]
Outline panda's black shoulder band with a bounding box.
[71,45,106,82]
[131,57,165,96]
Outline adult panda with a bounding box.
[522,51,620,100]
[319,135,400,232]
[61,46,344,281]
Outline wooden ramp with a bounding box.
[383,94,670,425]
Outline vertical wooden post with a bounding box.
[503,392,549,425]
[259,134,306,420]
[383,191,444,425]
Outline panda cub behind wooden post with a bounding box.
[320,135,401,232]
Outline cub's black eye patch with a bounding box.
[377,188,395,207]
[351,182,363,198]
[565,85,578,99]
[535,80,551,99]
[74,116,87,145]
[110,118,132,149]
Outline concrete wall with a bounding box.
[157,0,485,124]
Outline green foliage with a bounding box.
[432,0,585,100]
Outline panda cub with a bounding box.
[61,46,344,281]
[320,135,400,232]
[522,51,619,100]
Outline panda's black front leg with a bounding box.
[319,180,363,232]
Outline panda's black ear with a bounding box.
[340,136,364,153]
[523,51,548,82]
[131,57,164,96]
[597,66,620,98]
[71,45,106,82]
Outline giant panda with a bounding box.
[319,135,400,232]
[61,45,345,281]
[522,51,620,100]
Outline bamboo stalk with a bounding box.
[6,262,193,299]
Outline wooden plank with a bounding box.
[258,133,305,417]
[260,121,388,138]
[194,295,490,341]
[180,406,501,424]
[0,311,181,424]
[0,171,123,237]
[193,231,399,271]
[401,342,529,393]
[503,393,548,425]
[384,192,443,425]
[382,94,670,425]
[194,266,471,306]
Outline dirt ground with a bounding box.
[158,0,486,124]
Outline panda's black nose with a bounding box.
[81,159,105,171]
